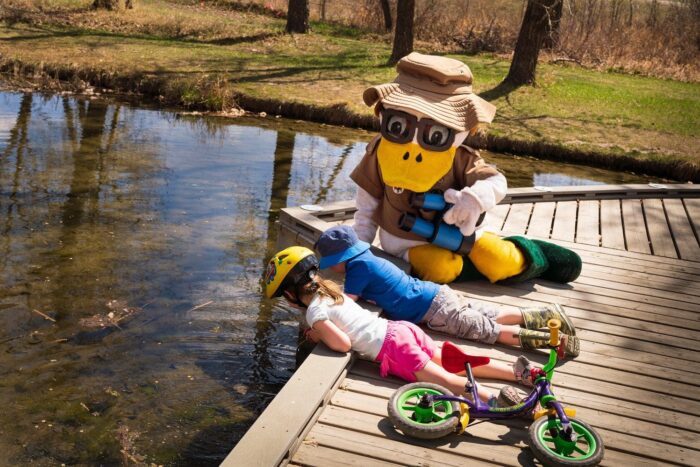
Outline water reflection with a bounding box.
[0,90,658,465]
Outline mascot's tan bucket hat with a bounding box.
[363,52,497,132]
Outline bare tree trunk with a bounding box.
[626,0,634,26]
[93,0,133,9]
[609,0,622,32]
[379,0,393,32]
[258,128,296,364]
[505,0,561,86]
[286,0,310,34]
[542,0,563,49]
[389,0,415,65]
[93,0,117,9]
[647,0,658,29]
[583,0,600,42]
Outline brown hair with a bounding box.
[297,274,344,306]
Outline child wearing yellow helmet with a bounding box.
[264,246,320,303]
[263,246,540,407]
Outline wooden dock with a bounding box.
[224,184,700,467]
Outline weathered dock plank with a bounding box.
[502,202,532,235]
[685,198,700,233]
[622,199,651,254]
[226,184,700,467]
[304,423,496,467]
[643,198,678,257]
[483,203,509,231]
[526,201,555,238]
[665,198,700,261]
[576,200,600,245]
[550,201,577,242]
[600,199,626,250]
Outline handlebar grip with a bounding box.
[548,319,561,346]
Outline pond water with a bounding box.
[0,90,661,465]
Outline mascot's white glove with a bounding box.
[443,187,484,236]
[442,174,508,236]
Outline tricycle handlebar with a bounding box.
[548,319,561,346]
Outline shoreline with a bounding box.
[2,57,697,183]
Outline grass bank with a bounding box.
[1,0,699,181]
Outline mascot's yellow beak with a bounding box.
[377,137,457,193]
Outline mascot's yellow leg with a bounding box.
[408,244,463,284]
[468,232,527,283]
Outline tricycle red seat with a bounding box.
[441,341,490,373]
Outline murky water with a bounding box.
[0,90,659,465]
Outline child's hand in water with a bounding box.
[304,327,321,343]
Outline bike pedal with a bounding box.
[457,402,470,434]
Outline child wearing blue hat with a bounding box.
[264,245,526,408]
[315,225,580,365]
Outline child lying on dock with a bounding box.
[263,246,538,407]
[315,225,580,359]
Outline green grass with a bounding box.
[1,0,698,177]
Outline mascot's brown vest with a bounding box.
[350,135,501,241]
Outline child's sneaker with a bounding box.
[513,355,535,387]
[559,334,581,359]
[498,385,524,407]
[497,386,541,419]
[519,303,577,336]
[489,389,520,409]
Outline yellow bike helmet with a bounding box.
[263,246,319,299]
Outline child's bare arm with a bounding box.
[304,327,321,343]
[313,319,352,353]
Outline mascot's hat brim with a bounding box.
[363,52,496,132]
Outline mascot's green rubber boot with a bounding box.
[532,239,583,283]
[503,236,582,284]
[520,303,577,336]
[518,329,580,359]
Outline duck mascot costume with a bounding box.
[350,52,582,285]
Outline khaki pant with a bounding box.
[421,285,501,344]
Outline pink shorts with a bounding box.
[376,321,436,382]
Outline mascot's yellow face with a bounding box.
[377,108,467,193]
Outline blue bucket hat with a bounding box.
[315,225,370,269]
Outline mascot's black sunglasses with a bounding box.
[380,108,456,152]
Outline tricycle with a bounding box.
[387,319,604,466]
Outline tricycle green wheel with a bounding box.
[387,383,460,439]
[528,416,604,466]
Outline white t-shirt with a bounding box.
[305,293,388,360]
